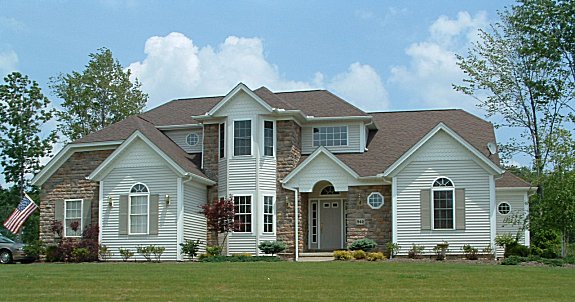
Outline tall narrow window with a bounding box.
[65,199,82,237]
[263,196,274,233]
[234,196,252,233]
[432,178,454,229]
[264,121,274,156]
[219,123,225,158]
[234,120,251,156]
[313,126,348,147]
[311,202,318,243]
[129,183,149,234]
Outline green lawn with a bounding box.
[1,261,574,301]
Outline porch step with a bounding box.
[298,252,334,262]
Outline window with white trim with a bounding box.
[264,120,274,156]
[263,196,274,233]
[65,199,82,237]
[129,183,149,234]
[234,120,251,156]
[432,178,454,229]
[186,133,199,146]
[313,126,348,147]
[498,202,511,215]
[234,196,252,233]
[367,192,384,209]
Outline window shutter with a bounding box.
[82,200,92,233]
[149,194,159,235]
[455,188,466,230]
[54,200,64,223]
[420,189,431,230]
[119,195,128,235]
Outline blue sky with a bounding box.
[0,0,519,184]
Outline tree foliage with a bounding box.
[200,197,235,248]
[0,72,58,197]
[51,47,148,141]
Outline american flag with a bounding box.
[3,194,38,234]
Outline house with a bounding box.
[32,83,531,261]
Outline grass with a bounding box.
[1,261,574,301]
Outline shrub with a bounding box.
[199,255,280,263]
[482,244,494,259]
[333,250,353,260]
[366,252,385,261]
[23,240,45,260]
[501,255,525,265]
[206,245,223,256]
[352,250,366,260]
[408,244,424,259]
[564,256,575,265]
[136,245,154,262]
[462,244,479,260]
[45,245,62,262]
[348,238,377,251]
[541,258,564,267]
[152,246,165,262]
[232,253,252,257]
[433,242,449,261]
[197,253,209,261]
[180,239,201,260]
[507,244,530,257]
[57,238,78,262]
[258,241,287,256]
[77,224,99,261]
[99,245,112,261]
[72,247,90,262]
[119,248,134,262]
[385,242,400,259]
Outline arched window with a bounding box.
[432,178,454,229]
[129,183,149,234]
[320,185,338,195]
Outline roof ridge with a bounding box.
[368,108,462,114]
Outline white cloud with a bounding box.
[327,63,389,111]
[389,11,488,111]
[0,50,18,77]
[128,33,313,108]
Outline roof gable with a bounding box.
[205,83,274,116]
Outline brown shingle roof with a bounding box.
[496,172,532,188]
[328,109,501,177]
[275,90,368,117]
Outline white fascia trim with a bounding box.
[185,173,216,186]
[156,124,202,130]
[495,187,532,192]
[205,83,274,116]
[383,122,504,177]
[280,146,360,184]
[88,131,187,181]
[31,140,122,186]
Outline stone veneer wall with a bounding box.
[275,120,303,256]
[39,150,113,245]
[346,185,392,251]
[202,124,219,182]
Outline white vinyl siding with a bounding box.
[496,190,528,254]
[395,131,492,255]
[218,159,228,196]
[100,138,179,261]
[183,181,208,254]
[163,129,203,153]
[259,157,276,191]
[302,122,362,154]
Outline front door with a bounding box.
[310,199,343,250]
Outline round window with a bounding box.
[186,133,199,146]
[367,192,384,209]
[498,202,511,215]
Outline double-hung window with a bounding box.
[432,178,455,229]
[129,183,149,234]
[234,196,252,233]
[313,126,348,147]
[234,120,251,156]
[264,121,274,156]
[263,196,274,233]
[64,199,83,237]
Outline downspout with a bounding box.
[178,173,194,261]
[283,184,299,261]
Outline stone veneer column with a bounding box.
[202,124,220,182]
[346,185,392,251]
[275,120,303,258]
[39,149,113,245]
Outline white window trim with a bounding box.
[312,125,349,147]
[497,202,512,215]
[186,133,199,146]
[232,119,253,157]
[431,177,456,231]
[262,195,276,234]
[64,199,83,238]
[262,120,276,157]
[233,194,253,234]
[367,192,384,209]
[128,183,150,235]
